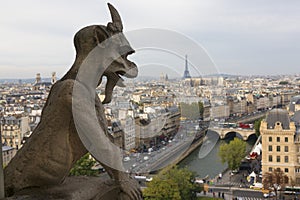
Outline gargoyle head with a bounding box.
[101,3,138,104]
[102,3,138,103]
[62,3,138,104]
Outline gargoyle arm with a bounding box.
[72,81,124,171]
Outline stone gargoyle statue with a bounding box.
[4,3,142,200]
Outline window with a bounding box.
[269,155,273,162]
[285,168,289,173]
[296,168,300,173]
[285,156,289,163]
[285,146,288,152]
[277,156,280,162]
[277,146,281,152]
[269,137,272,142]
[269,167,273,172]
[277,137,280,142]
[285,137,288,142]
[269,145,272,151]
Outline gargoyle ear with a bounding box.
[107,3,123,32]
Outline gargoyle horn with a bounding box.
[107,3,123,32]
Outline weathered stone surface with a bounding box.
[4,3,141,200]
[3,176,122,200]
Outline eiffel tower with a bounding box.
[183,55,191,79]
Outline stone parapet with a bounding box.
[3,176,125,200]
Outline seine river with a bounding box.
[179,130,257,179]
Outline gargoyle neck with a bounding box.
[61,54,87,81]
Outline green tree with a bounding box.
[218,138,247,170]
[198,101,204,118]
[279,81,289,85]
[143,166,200,200]
[254,118,263,136]
[144,177,181,200]
[69,153,98,176]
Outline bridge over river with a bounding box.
[208,127,256,140]
[228,112,266,124]
[207,111,267,140]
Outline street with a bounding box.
[122,122,200,174]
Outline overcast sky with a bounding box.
[1,0,300,79]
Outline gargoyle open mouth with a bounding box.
[102,50,138,104]
[114,49,138,85]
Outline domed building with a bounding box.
[260,109,299,186]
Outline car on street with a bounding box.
[146,177,153,182]
[144,156,149,160]
[263,191,276,198]
[250,182,263,190]
[123,156,130,162]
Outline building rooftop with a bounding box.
[266,109,290,129]
[292,111,300,124]
[289,95,300,113]
[2,145,14,152]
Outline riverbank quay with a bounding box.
[196,186,265,200]
[171,130,207,166]
[213,169,252,188]
[157,129,207,171]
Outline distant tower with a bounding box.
[160,72,165,82]
[183,55,191,79]
[35,73,41,84]
[51,72,57,84]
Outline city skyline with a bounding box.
[1,0,300,79]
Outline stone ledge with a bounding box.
[3,176,122,200]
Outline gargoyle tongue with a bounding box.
[102,72,125,104]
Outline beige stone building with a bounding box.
[2,146,16,166]
[210,104,230,119]
[1,115,30,150]
[260,109,300,186]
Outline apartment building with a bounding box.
[260,109,300,185]
[1,115,30,149]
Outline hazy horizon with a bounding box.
[0,72,298,82]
